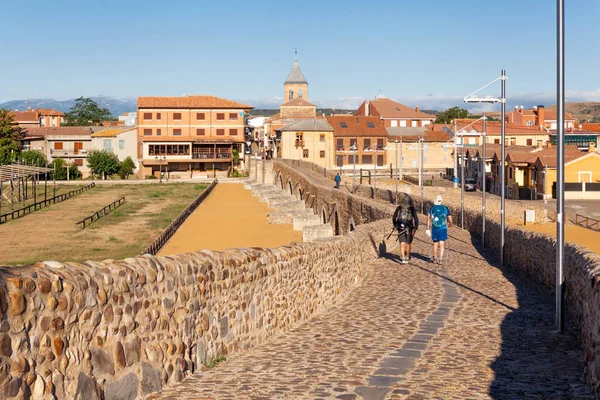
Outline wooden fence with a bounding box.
[76,197,126,229]
[142,179,217,255]
[575,213,600,232]
[0,182,96,224]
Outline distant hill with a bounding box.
[0,96,136,117]
[547,102,600,123]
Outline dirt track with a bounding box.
[523,223,600,255]
[158,184,302,256]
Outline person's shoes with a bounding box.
[437,257,443,265]
[431,256,437,264]
[401,256,408,264]
[406,256,411,264]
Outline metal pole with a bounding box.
[373,146,377,193]
[461,142,465,229]
[420,137,424,213]
[352,145,356,190]
[500,69,507,266]
[556,0,565,332]
[399,137,403,182]
[159,160,163,184]
[395,140,399,204]
[482,112,487,247]
[453,121,458,188]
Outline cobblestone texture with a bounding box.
[150,227,592,400]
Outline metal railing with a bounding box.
[76,196,125,229]
[142,179,217,255]
[575,213,600,232]
[192,153,232,159]
[0,183,96,224]
[50,149,87,157]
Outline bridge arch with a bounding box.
[287,179,293,196]
[348,217,357,233]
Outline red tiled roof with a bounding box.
[581,123,600,132]
[326,116,387,138]
[23,127,92,137]
[36,108,64,116]
[280,98,316,107]
[137,95,254,109]
[358,98,436,119]
[9,111,39,122]
[455,119,549,135]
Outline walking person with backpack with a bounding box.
[426,194,453,264]
[392,195,419,264]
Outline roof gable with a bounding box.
[326,116,387,137]
[366,98,436,119]
[284,60,308,85]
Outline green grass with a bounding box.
[205,355,226,368]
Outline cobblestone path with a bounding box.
[149,227,592,400]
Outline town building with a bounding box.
[277,118,334,169]
[506,105,575,130]
[136,95,253,178]
[326,115,388,171]
[264,56,317,157]
[535,149,600,199]
[9,109,64,128]
[354,98,436,128]
[118,112,137,127]
[90,128,138,166]
[386,127,452,173]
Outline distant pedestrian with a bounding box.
[334,173,341,189]
[426,194,452,264]
[392,195,419,264]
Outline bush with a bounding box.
[87,150,120,179]
[119,156,136,179]
[146,174,157,180]
[20,150,48,167]
[50,158,81,180]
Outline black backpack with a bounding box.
[393,205,413,230]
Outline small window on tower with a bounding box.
[289,90,294,101]
[298,89,303,99]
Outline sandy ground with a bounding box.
[158,184,302,256]
[523,223,600,255]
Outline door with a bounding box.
[74,142,83,155]
[579,171,592,183]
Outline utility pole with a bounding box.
[395,140,399,204]
[420,137,424,213]
[453,120,458,188]
[500,69,507,266]
[482,112,487,247]
[556,0,565,332]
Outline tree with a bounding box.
[435,107,468,124]
[232,148,240,166]
[87,150,120,179]
[63,97,111,126]
[20,150,48,167]
[50,157,81,180]
[119,156,136,179]
[0,109,25,165]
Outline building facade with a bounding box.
[355,98,436,128]
[278,118,334,169]
[137,95,253,178]
[506,105,575,130]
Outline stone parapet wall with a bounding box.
[0,216,392,399]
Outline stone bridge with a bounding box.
[1,159,599,399]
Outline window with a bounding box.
[494,139,500,144]
[377,138,384,148]
[156,113,162,121]
[320,150,325,158]
[156,129,162,136]
[298,89,303,99]
[348,155,357,164]
[362,155,373,164]
[229,113,237,120]
[217,129,225,136]
[74,159,83,166]
[411,120,418,127]
[510,138,516,146]
[143,129,152,136]
[149,144,190,156]
[229,128,237,136]
[527,139,533,146]
[303,149,309,158]
[340,122,348,128]
[173,113,182,121]
[196,113,205,120]
[350,139,357,147]
[216,113,225,120]
[289,90,294,101]
[320,134,325,142]
[526,120,534,126]
[173,129,182,136]
[377,154,384,166]
[103,139,111,151]
[196,129,205,136]
[119,140,125,149]
[367,122,375,128]
[74,142,83,154]
[296,132,303,141]
[363,139,371,150]
[143,113,152,120]
[509,168,513,179]
[336,138,344,150]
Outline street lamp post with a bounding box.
[155,156,166,183]
[395,140,399,204]
[481,113,487,247]
[461,140,465,229]
[464,72,507,262]
[420,137,424,213]
[350,143,357,190]
[556,0,565,332]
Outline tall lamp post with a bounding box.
[350,143,357,190]
[481,113,487,247]
[464,71,507,263]
[155,155,166,183]
[556,0,565,332]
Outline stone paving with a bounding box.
[149,226,592,400]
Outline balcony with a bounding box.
[295,140,305,148]
[50,149,87,157]
[192,152,232,160]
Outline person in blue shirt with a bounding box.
[334,173,341,189]
[426,194,453,264]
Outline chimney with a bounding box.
[536,105,545,126]
[546,141,552,149]
[415,105,420,113]
[365,100,370,116]
[519,105,524,114]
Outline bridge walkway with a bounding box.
[149,226,591,399]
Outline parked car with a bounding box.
[465,178,477,191]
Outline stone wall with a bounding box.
[277,159,600,393]
[0,217,394,399]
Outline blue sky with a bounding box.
[1,0,599,110]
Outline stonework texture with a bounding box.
[0,212,393,399]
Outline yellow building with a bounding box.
[535,150,600,199]
[386,127,453,172]
[277,118,335,169]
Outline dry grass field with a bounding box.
[0,183,207,266]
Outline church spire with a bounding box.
[285,50,307,85]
